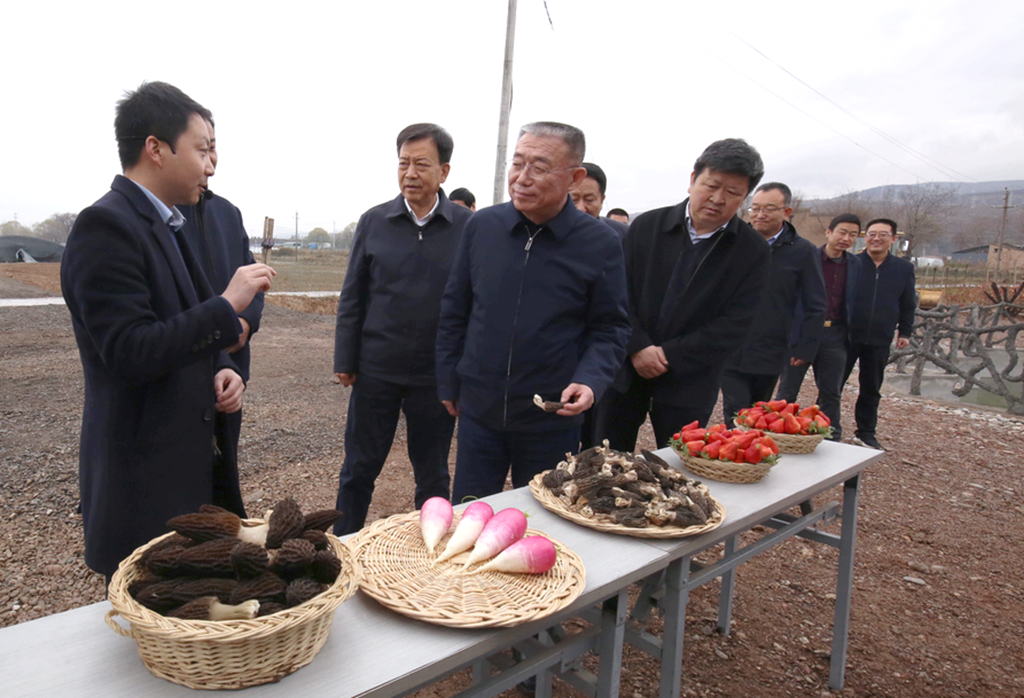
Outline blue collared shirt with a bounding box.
[685,202,729,243]
[129,180,187,231]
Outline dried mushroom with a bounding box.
[271,538,316,580]
[230,572,288,606]
[310,549,342,585]
[265,498,305,548]
[301,509,344,533]
[286,578,327,607]
[168,596,260,621]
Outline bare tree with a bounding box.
[336,221,358,250]
[809,189,878,235]
[32,212,77,244]
[886,183,958,258]
[0,220,33,237]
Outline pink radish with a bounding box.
[436,501,494,563]
[419,497,453,555]
[463,507,528,567]
[476,536,558,574]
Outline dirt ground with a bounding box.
[2,263,1023,698]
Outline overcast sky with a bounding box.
[2,0,1022,238]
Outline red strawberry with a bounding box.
[744,444,763,464]
[799,405,820,419]
[767,400,787,411]
[719,442,740,462]
[680,420,700,432]
[702,441,722,459]
[685,440,705,457]
[754,415,769,430]
[783,413,801,434]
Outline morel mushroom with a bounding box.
[230,572,288,606]
[301,509,344,533]
[299,529,329,551]
[167,511,269,547]
[168,596,260,621]
[134,577,238,613]
[230,540,269,579]
[286,578,327,607]
[310,549,342,585]
[166,538,240,578]
[265,498,305,548]
[271,538,316,580]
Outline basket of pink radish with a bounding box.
[350,498,586,628]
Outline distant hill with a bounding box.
[807,180,1024,207]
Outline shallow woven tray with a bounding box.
[672,445,775,484]
[106,524,359,690]
[529,473,726,538]
[351,510,586,628]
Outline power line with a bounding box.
[731,33,978,183]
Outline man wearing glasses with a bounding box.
[842,218,916,450]
[777,213,864,440]
[717,182,826,425]
[332,124,472,534]
[436,122,630,502]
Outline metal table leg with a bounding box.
[829,474,860,689]
[716,536,737,635]
[658,556,691,698]
[596,588,628,698]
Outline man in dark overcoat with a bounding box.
[61,82,273,578]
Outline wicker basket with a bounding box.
[105,525,359,690]
[529,473,726,538]
[352,511,586,628]
[672,445,775,484]
[762,430,826,454]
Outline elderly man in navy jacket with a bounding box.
[718,182,826,424]
[843,217,917,450]
[777,213,863,440]
[436,122,631,503]
[333,124,472,534]
[596,139,771,451]
[61,82,273,579]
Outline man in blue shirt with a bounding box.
[436,122,630,502]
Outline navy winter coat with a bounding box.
[849,252,917,346]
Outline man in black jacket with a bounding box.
[843,217,917,450]
[595,139,771,451]
[718,182,826,424]
[333,123,472,534]
[777,213,863,440]
[182,119,265,517]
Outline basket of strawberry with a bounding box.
[734,400,832,454]
[669,422,781,484]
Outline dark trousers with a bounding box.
[843,342,890,438]
[212,409,246,518]
[334,374,455,535]
[719,368,779,426]
[451,414,580,504]
[594,380,714,453]
[777,324,848,440]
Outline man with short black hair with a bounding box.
[61,81,274,578]
[607,208,630,224]
[571,162,628,238]
[449,187,476,211]
[333,123,471,534]
[718,182,826,424]
[776,213,864,440]
[436,121,630,502]
[842,218,916,450]
[596,138,771,451]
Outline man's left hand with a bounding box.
[214,368,245,413]
[557,383,594,416]
[790,357,807,367]
[896,336,910,350]
[226,318,251,354]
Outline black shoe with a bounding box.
[853,434,884,450]
[512,648,537,695]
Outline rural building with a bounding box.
[950,243,1024,268]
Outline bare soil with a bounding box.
[2,263,1023,698]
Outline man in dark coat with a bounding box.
[181,119,265,517]
[436,122,630,502]
[333,124,472,534]
[595,139,771,451]
[718,182,826,424]
[776,214,863,440]
[843,217,917,450]
[61,82,273,578]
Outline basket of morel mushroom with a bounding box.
[670,422,781,484]
[529,442,726,538]
[105,499,359,690]
[734,400,832,454]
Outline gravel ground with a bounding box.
[2,267,1023,697]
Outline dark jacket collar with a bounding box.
[111,174,162,223]
[496,195,584,242]
[774,220,799,246]
[385,188,458,224]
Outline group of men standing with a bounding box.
[63,80,916,579]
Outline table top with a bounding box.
[1,441,880,697]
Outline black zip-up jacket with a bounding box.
[436,199,631,431]
[848,251,917,346]
[725,221,826,375]
[334,190,472,385]
[612,199,771,408]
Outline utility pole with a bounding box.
[992,189,1017,281]
[295,211,300,261]
[492,0,517,205]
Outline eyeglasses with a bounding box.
[508,161,576,181]
[748,205,786,214]
[865,232,893,239]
